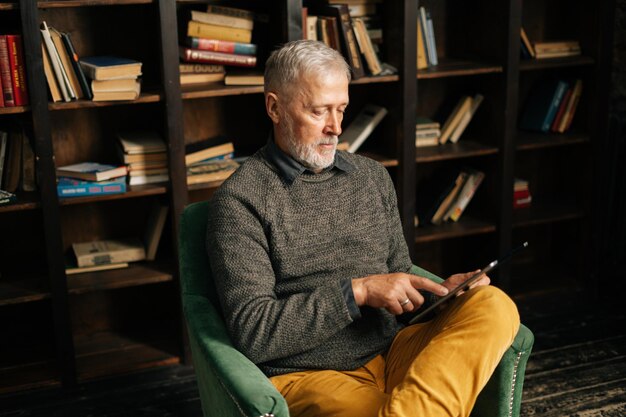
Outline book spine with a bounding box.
[335,5,365,79]
[205,5,255,20]
[179,63,225,74]
[61,32,93,100]
[179,47,256,67]
[188,37,257,56]
[0,36,15,107]
[425,12,438,66]
[6,35,29,106]
[187,21,252,44]
[542,81,569,132]
[418,7,431,66]
[57,180,126,197]
[190,10,253,31]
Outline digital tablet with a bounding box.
[409,242,528,324]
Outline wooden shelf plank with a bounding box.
[356,152,398,167]
[520,55,595,71]
[0,277,51,306]
[0,360,59,394]
[0,105,28,114]
[417,59,503,79]
[516,131,590,151]
[512,202,585,228]
[0,191,41,212]
[59,183,168,206]
[351,75,399,85]
[48,93,162,111]
[416,140,498,163]
[74,330,179,382]
[415,216,496,243]
[181,83,264,99]
[67,262,174,295]
[38,0,154,8]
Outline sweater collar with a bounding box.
[264,132,355,185]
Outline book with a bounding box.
[520,28,536,58]
[20,133,36,192]
[180,72,225,85]
[72,237,146,267]
[444,169,485,222]
[90,78,140,93]
[187,21,252,44]
[306,16,318,41]
[519,78,569,132]
[415,136,439,148]
[49,27,81,99]
[186,159,239,185]
[417,171,469,226]
[179,63,225,74]
[6,35,29,106]
[41,43,62,102]
[117,131,166,154]
[0,189,17,206]
[92,88,140,102]
[416,19,428,70]
[0,35,16,106]
[79,56,142,80]
[439,96,473,144]
[128,173,169,186]
[187,37,257,56]
[190,10,253,31]
[338,104,387,153]
[352,17,382,76]
[2,129,22,193]
[185,138,234,166]
[119,151,167,165]
[223,70,263,86]
[559,79,583,133]
[179,47,256,68]
[418,7,432,66]
[57,176,126,198]
[309,4,365,79]
[425,10,438,66]
[65,262,129,275]
[205,5,255,20]
[449,94,484,143]
[143,203,169,261]
[550,86,573,132]
[60,31,93,100]
[0,131,7,186]
[56,162,128,182]
[416,116,440,130]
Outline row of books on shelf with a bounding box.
[40,21,143,102]
[0,127,36,201]
[55,131,240,198]
[520,27,581,60]
[0,34,28,107]
[416,5,438,70]
[520,78,582,133]
[415,94,484,148]
[65,201,169,275]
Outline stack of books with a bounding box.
[520,78,583,133]
[184,136,239,185]
[180,5,258,86]
[116,131,169,185]
[514,178,532,209]
[79,56,142,101]
[520,27,581,60]
[439,94,484,145]
[0,34,29,107]
[415,117,440,147]
[55,162,128,198]
[416,168,485,226]
[417,6,438,70]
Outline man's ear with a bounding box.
[266,92,281,124]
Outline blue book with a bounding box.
[57,176,126,198]
[79,56,142,80]
[520,79,569,132]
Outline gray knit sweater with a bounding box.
[206,145,412,377]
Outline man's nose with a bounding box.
[324,112,342,136]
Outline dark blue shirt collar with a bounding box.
[264,132,355,185]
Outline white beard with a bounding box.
[283,113,338,171]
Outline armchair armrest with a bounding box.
[183,293,289,417]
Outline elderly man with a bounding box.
[206,40,520,417]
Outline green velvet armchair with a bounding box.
[179,201,534,417]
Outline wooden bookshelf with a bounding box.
[0,0,614,394]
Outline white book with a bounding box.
[306,16,318,41]
[449,94,484,143]
[339,104,388,153]
[426,11,438,66]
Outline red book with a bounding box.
[0,35,15,107]
[0,71,4,107]
[179,47,256,68]
[550,87,572,132]
[6,35,28,106]
[188,37,257,56]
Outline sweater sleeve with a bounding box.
[206,189,354,365]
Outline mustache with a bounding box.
[316,136,339,145]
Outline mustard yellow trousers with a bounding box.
[270,285,520,417]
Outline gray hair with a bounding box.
[264,40,351,98]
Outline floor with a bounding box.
[1,292,625,417]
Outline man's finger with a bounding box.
[408,275,448,296]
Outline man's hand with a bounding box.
[442,270,491,295]
[352,273,449,315]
